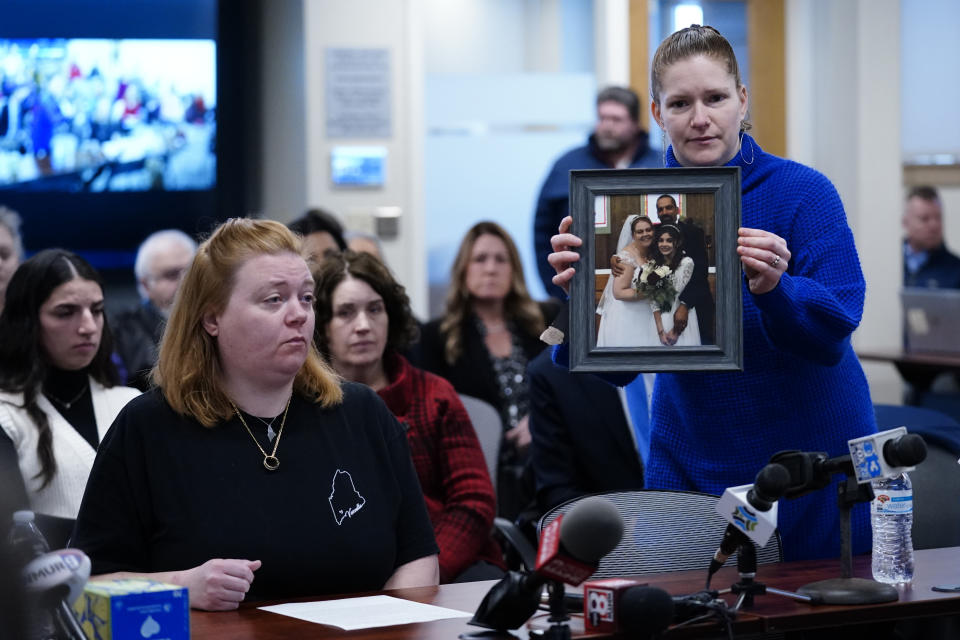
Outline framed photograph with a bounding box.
[569,167,742,373]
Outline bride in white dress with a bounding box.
[650,224,701,346]
[596,215,660,347]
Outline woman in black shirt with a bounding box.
[72,219,438,610]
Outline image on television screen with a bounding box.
[0,38,216,193]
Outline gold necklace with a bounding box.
[231,396,291,471]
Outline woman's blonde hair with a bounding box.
[154,218,342,426]
[439,221,544,365]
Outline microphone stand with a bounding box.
[795,474,898,605]
[726,537,813,610]
[535,580,571,640]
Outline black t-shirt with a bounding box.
[71,384,438,600]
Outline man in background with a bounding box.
[288,208,347,264]
[0,206,24,315]
[903,185,960,288]
[113,229,197,390]
[533,86,660,299]
[527,349,645,513]
[345,229,385,262]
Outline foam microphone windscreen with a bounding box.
[618,585,675,637]
[559,497,624,563]
[751,462,791,509]
[884,433,927,468]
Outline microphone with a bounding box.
[535,496,624,585]
[847,427,927,483]
[707,463,790,580]
[22,549,91,640]
[771,428,929,497]
[585,580,728,636]
[469,497,624,631]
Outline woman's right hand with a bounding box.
[176,558,262,610]
[547,216,582,295]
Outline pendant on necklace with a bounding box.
[263,455,280,471]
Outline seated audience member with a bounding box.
[113,229,197,390]
[903,185,960,288]
[287,208,348,264]
[345,230,385,262]
[0,251,140,530]
[0,206,24,314]
[414,221,547,521]
[527,349,644,513]
[314,250,503,583]
[72,219,438,610]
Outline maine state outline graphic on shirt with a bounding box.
[329,469,366,525]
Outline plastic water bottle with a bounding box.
[871,473,915,584]
[7,510,50,569]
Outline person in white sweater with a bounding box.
[0,249,139,536]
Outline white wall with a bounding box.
[260,0,427,315]
[900,0,960,159]
[259,0,307,219]
[787,0,903,403]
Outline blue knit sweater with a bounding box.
[642,135,877,561]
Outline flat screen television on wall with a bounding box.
[0,0,251,269]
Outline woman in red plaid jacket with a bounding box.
[313,250,504,583]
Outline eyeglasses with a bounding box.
[149,267,187,283]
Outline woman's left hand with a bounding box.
[737,228,790,295]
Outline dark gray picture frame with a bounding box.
[569,167,742,373]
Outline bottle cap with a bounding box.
[12,510,36,523]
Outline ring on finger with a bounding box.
[770,255,781,268]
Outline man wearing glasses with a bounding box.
[113,229,197,390]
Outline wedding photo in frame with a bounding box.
[568,167,743,373]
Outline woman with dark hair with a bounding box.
[72,219,438,611]
[314,250,502,583]
[415,221,547,519]
[650,224,700,346]
[0,250,139,527]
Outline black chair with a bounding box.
[873,404,960,549]
[538,490,782,578]
[874,403,960,550]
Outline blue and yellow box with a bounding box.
[72,578,190,640]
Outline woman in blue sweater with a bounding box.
[548,25,877,562]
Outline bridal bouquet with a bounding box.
[635,262,678,312]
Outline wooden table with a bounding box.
[858,348,960,404]
[191,547,960,639]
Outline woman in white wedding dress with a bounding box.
[650,224,701,346]
[596,215,660,347]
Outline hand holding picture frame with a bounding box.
[569,167,742,372]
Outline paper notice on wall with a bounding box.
[326,48,391,138]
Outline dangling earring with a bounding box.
[738,129,754,165]
[660,126,667,167]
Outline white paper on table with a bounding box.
[258,595,473,630]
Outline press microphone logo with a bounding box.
[586,587,615,624]
[731,505,758,533]
[329,469,366,525]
